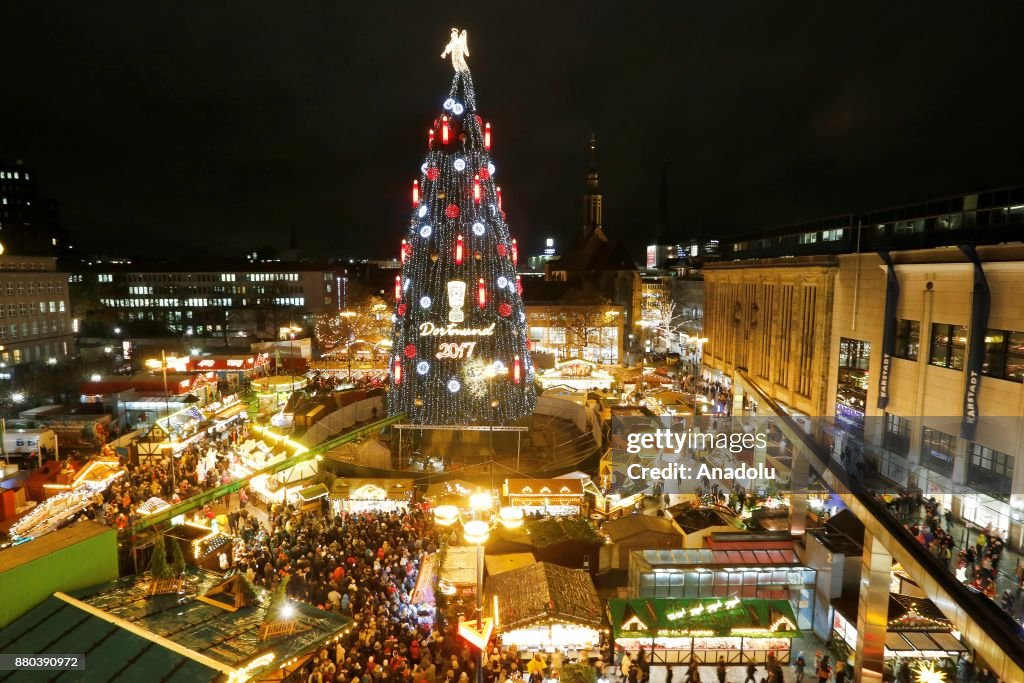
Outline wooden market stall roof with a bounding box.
[486,562,601,631]
[608,598,802,639]
[485,553,537,576]
[602,514,686,543]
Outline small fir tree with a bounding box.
[148,533,173,580]
[169,536,186,577]
[264,576,291,623]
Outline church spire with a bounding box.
[583,134,603,238]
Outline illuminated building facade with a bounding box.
[73,262,341,339]
[0,253,73,372]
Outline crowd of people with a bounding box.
[90,420,250,531]
[880,488,1021,617]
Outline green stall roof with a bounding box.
[0,596,220,682]
[608,598,801,639]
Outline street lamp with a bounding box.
[433,491,523,683]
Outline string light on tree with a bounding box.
[388,29,535,426]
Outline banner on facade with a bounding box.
[877,251,898,409]
[960,245,990,440]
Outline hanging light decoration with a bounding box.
[428,128,435,149]
[511,238,518,267]
[412,179,419,206]
[393,359,403,385]
[394,275,402,302]
[473,174,481,203]
[478,278,487,308]
[513,355,522,384]
[454,234,464,265]
[441,116,450,144]
[484,122,491,150]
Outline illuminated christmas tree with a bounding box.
[388,29,535,425]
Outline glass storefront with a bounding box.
[629,550,816,630]
[836,338,870,434]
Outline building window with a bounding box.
[894,319,920,361]
[835,338,869,433]
[967,443,1014,501]
[982,329,1024,383]
[920,427,957,479]
[882,413,911,456]
[928,323,967,370]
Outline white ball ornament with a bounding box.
[447,379,461,393]
[453,158,466,172]
[418,205,427,218]
[487,162,495,176]
[497,276,509,289]
[417,361,430,375]
[452,103,464,115]
[443,98,455,110]
[472,222,485,236]
[420,296,432,309]
[420,225,432,238]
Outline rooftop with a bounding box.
[0,568,351,682]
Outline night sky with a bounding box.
[2,3,1023,262]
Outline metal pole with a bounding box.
[516,431,521,472]
[1,417,7,466]
[476,540,485,683]
[162,349,175,492]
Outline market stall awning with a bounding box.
[608,598,802,639]
[504,478,584,497]
[486,561,602,631]
[297,483,329,503]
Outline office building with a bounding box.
[0,253,73,371]
[72,261,341,340]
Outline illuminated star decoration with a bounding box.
[914,661,946,683]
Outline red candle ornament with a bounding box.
[441,116,450,145]
[394,275,402,302]
[473,174,481,203]
[393,360,402,385]
[404,344,417,359]
[412,180,419,206]
[400,239,408,264]
[496,186,503,211]
[455,234,464,265]
[511,238,518,267]
[513,355,521,384]
[516,274,523,296]
[484,122,492,150]
[445,204,460,219]
[428,129,435,149]
[478,278,487,308]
